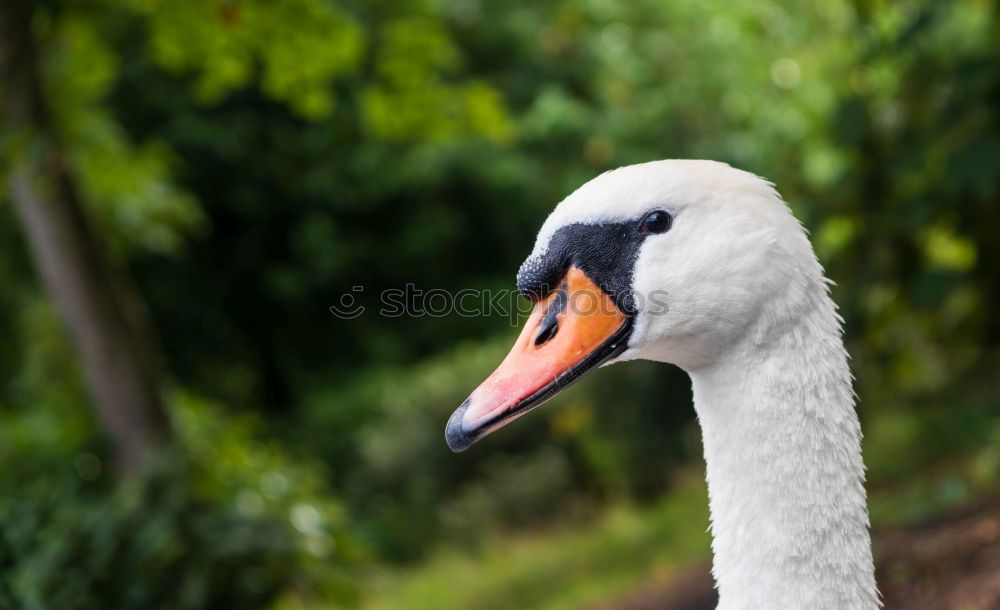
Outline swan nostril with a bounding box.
[533,281,568,348]
[534,317,559,347]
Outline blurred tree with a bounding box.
[0,0,169,476]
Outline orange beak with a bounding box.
[446,266,631,452]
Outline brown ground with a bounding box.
[588,500,1000,610]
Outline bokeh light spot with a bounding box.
[771,58,801,89]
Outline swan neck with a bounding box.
[689,306,878,609]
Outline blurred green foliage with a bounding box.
[364,472,712,610]
[1,0,998,608]
[0,387,361,609]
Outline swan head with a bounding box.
[446,159,817,452]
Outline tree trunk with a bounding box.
[1,0,171,476]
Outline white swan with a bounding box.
[445,160,879,609]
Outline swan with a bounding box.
[445,160,879,609]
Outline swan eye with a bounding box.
[639,210,672,234]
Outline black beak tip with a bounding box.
[445,398,476,453]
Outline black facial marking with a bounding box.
[516,222,648,314]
